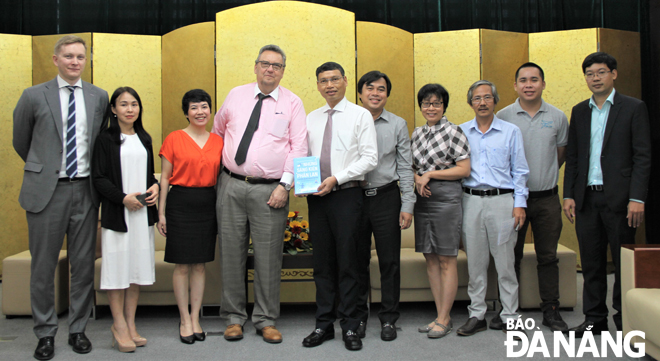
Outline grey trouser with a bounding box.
[462,193,519,323]
[216,171,288,329]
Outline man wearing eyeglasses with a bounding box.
[456,80,529,338]
[563,52,651,337]
[354,71,414,342]
[495,62,569,332]
[302,62,377,351]
[212,45,308,344]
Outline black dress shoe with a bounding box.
[542,306,568,332]
[503,322,528,341]
[68,333,92,354]
[381,323,397,341]
[194,332,206,341]
[302,327,334,347]
[357,321,366,338]
[569,319,608,338]
[179,322,195,344]
[343,330,363,351]
[457,317,488,336]
[34,337,55,360]
[489,314,503,330]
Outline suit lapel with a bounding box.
[45,78,64,142]
[82,82,98,139]
[601,92,622,151]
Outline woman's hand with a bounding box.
[157,216,167,237]
[145,183,159,206]
[415,173,432,198]
[123,192,144,212]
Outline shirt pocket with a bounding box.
[487,145,510,171]
[269,117,289,138]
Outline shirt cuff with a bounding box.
[280,172,294,186]
[400,203,415,215]
[514,195,527,208]
[630,199,644,204]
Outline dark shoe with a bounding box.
[302,327,335,347]
[569,319,608,338]
[68,333,92,354]
[381,323,397,341]
[193,332,206,342]
[179,322,195,344]
[503,323,528,341]
[34,337,54,360]
[542,306,568,332]
[357,321,366,338]
[456,317,487,336]
[489,314,503,330]
[224,324,243,341]
[343,330,363,351]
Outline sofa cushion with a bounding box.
[626,288,660,347]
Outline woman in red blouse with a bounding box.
[158,89,223,344]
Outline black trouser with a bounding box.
[355,184,401,325]
[514,193,562,310]
[307,188,363,332]
[575,188,636,327]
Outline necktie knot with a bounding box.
[327,109,336,116]
[258,93,270,101]
[65,85,76,93]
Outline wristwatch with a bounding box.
[279,182,292,191]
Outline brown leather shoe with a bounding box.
[224,324,243,341]
[257,326,282,344]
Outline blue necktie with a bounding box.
[65,85,78,178]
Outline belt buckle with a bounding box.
[593,184,603,191]
[365,189,377,197]
[244,176,253,183]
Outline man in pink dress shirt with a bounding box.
[212,45,308,344]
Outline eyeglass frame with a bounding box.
[317,76,344,86]
[255,60,285,71]
[421,101,444,109]
[471,95,495,104]
[584,70,612,80]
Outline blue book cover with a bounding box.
[294,157,321,195]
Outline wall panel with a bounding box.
[162,22,215,139]
[216,1,356,221]
[32,33,92,86]
[0,34,32,275]
[357,21,414,135]
[92,33,162,172]
[414,30,481,128]
[481,29,529,112]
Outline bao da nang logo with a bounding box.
[504,317,646,358]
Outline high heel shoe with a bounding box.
[179,322,195,344]
[110,325,136,353]
[193,332,206,342]
[132,335,147,347]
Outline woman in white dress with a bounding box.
[92,87,160,353]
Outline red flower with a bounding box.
[293,239,303,248]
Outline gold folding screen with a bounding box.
[356,21,415,135]
[162,22,216,138]
[92,33,163,172]
[0,34,32,275]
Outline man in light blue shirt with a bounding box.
[456,80,529,338]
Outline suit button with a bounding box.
[60,149,63,153]
[55,170,59,174]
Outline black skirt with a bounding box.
[164,186,217,264]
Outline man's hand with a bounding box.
[627,201,645,228]
[513,207,526,230]
[399,212,413,230]
[314,176,338,197]
[267,185,289,208]
[563,198,576,224]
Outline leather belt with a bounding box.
[223,167,278,184]
[58,176,88,182]
[463,187,514,197]
[364,181,398,197]
[588,184,604,192]
[332,181,361,192]
[529,185,559,199]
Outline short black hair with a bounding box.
[316,62,345,77]
[182,89,212,116]
[357,71,392,97]
[515,62,545,81]
[582,52,617,73]
[417,83,449,111]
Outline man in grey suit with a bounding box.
[13,35,108,360]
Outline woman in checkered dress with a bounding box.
[411,83,471,339]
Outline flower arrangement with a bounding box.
[284,211,312,255]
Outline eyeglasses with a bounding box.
[584,70,611,80]
[255,61,284,71]
[317,76,344,86]
[421,101,443,109]
[471,95,494,103]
